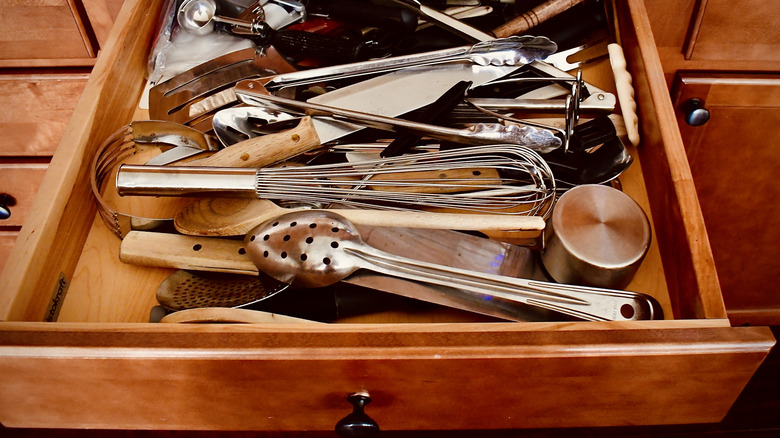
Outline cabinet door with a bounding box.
[672,73,780,325]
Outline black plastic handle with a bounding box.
[335,392,380,438]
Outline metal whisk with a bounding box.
[116,144,557,217]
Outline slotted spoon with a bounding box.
[244,210,661,322]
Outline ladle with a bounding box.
[244,210,661,321]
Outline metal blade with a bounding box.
[145,147,207,166]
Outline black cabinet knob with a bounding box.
[682,98,710,127]
[0,194,16,220]
[335,392,380,438]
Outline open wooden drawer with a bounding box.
[0,0,774,431]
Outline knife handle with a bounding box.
[184,117,321,168]
[608,43,640,146]
[493,0,585,38]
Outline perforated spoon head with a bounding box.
[245,211,366,288]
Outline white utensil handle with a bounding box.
[608,43,640,146]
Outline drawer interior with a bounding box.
[0,0,727,326]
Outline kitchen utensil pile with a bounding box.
[92,0,656,324]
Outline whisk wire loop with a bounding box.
[254,144,556,216]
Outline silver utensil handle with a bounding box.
[263,36,555,91]
[116,165,257,197]
[346,245,658,321]
[236,90,562,152]
[265,46,472,91]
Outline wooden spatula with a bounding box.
[174,197,545,238]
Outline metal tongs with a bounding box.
[256,35,558,93]
[235,83,563,153]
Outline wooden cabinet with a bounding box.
[644,0,780,85]
[0,0,123,67]
[671,73,780,326]
[0,1,120,272]
[0,0,775,432]
[644,0,780,325]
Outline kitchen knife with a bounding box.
[224,63,521,165]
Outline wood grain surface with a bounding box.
[0,0,774,433]
[0,0,93,61]
[672,73,780,325]
[0,72,90,156]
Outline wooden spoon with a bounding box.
[174,197,545,238]
[160,307,321,324]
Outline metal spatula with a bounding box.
[148,47,293,131]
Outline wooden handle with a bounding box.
[160,307,320,324]
[184,117,322,167]
[174,197,545,238]
[120,231,257,274]
[365,168,500,193]
[492,0,585,38]
[331,210,544,235]
[608,43,640,146]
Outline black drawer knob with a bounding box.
[0,193,16,220]
[335,392,380,438]
[682,98,710,126]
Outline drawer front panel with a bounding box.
[0,163,48,227]
[0,73,90,156]
[688,1,780,63]
[0,231,18,273]
[0,0,94,61]
[0,326,773,430]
